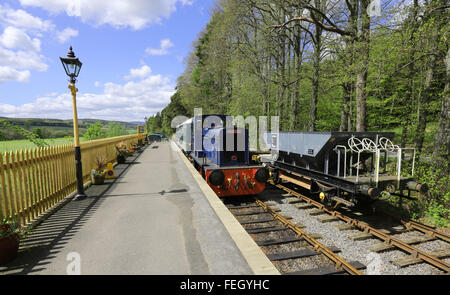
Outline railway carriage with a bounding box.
[264,131,428,206]
[175,115,269,197]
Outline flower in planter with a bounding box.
[91,156,107,185]
[116,142,133,157]
[0,216,21,238]
[0,216,23,264]
[95,156,107,174]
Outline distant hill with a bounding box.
[0,117,141,140]
[0,117,139,129]
[127,121,146,125]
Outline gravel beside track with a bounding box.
[226,198,348,274]
[257,186,448,275]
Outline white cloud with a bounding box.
[124,65,152,80]
[0,68,175,121]
[146,39,174,56]
[0,26,41,52]
[0,46,48,72]
[56,27,78,43]
[0,4,54,32]
[0,5,52,84]
[0,66,30,83]
[19,0,193,30]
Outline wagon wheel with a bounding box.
[348,137,364,152]
[378,137,395,151]
[362,138,377,152]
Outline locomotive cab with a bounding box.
[176,114,268,197]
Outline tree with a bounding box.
[0,119,48,147]
[33,128,44,139]
[83,121,106,140]
[107,122,127,137]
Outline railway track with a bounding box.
[223,196,366,275]
[270,178,450,273]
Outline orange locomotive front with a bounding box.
[176,114,269,197]
[204,166,268,197]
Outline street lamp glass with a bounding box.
[60,46,82,81]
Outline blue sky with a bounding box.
[0,0,216,122]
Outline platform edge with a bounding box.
[171,141,280,275]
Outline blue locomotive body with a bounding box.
[202,127,249,167]
[175,114,268,197]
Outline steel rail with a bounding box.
[253,198,363,275]
[271,180,450,273]
[401,220,450,242]
[381,213,450,243]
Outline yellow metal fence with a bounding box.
[0,134,146,225]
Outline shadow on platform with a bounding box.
[0,149,146,275]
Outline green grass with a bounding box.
[0,137,88,152]
[0,130,138,152]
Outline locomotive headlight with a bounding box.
[209,170,225,186]
[319,192,326,200]
[255,167,269,183]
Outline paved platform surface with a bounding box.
[0,142,267,275]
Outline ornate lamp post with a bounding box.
[60,46,86,201]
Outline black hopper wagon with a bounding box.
[264,131,428,207]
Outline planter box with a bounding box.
[91,173,105,185]
[0,233,20,265]
[117,154,126,164]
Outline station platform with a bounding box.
[0,141,278,275]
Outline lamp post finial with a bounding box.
[68,46,75,58]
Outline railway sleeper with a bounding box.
[330,196,355,208]
[234,209,280,216]
[391,248,450,268]
[256,237,302,246]
[284,261,366,275]
[267,246,341,261]
[296,203,315,209]
[246,227,289,234]
[369,235,437,252]
[239,218,275,225]
[286,198,303,204]
[350,232,375,241]
[335,224,356,231]
[227,204,260,209]
[308,209,328,216]
[318,216,340,223]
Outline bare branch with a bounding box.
[268,16,354,37]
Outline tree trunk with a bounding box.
[355,0,371,132]
[340,0,358,132]
[400,0,419,148]
[432,47,449,166]
[414,1,443,152]
[308,0,324,131]
[340,82,351,131]
[310,26,322,131]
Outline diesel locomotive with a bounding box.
[264,131,428,206]
[175,115,269,197]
